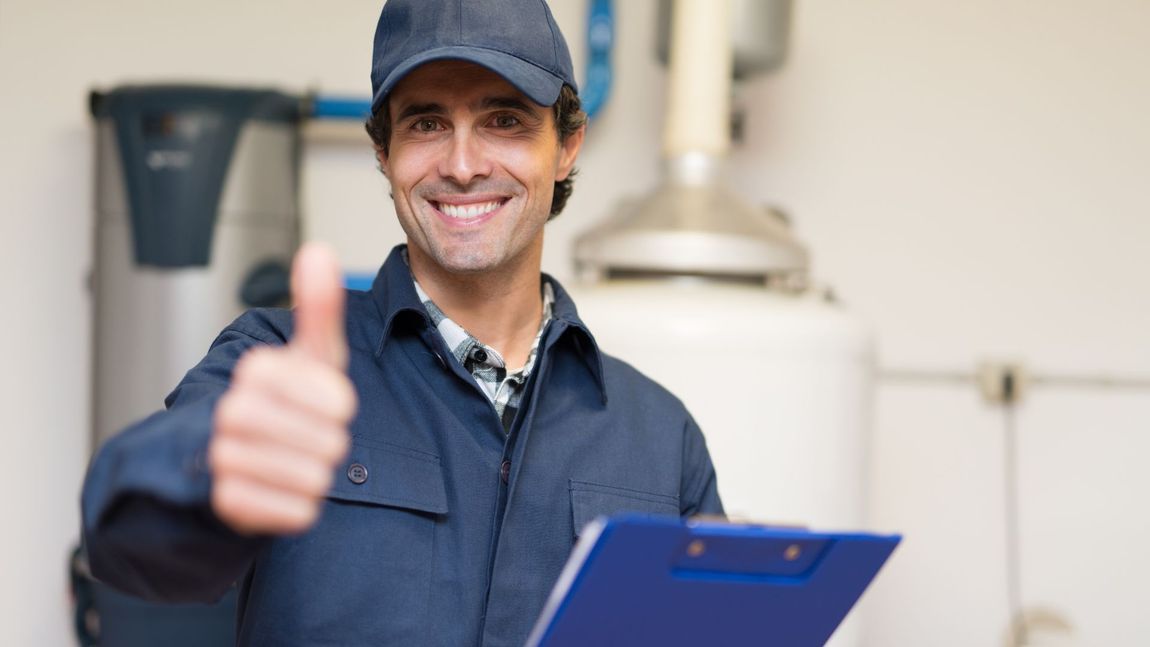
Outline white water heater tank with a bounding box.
[568,267,874,647]
[571,1,873,641]
[567,280,873,530]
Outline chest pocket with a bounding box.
[570,478,680,538]
[328,438,448,513]
[243,440,447,645]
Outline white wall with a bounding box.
[732,2,1150,644]
[1,1,1148,645]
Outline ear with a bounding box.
[554,124,586,182]
[374,144,390,177]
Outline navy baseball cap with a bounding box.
[370,0,578,115]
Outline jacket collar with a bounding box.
[369,245,608,403]
[370,245,432,354]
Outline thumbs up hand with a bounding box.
[290,242,349,371]
[210,243,357,535]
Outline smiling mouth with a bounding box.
[432,199,507,220]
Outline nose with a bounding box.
[438,128,492,187]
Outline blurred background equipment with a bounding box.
[89,85,301,447]
[79,84,302,646]
[570,1,874,643]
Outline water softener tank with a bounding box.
[81,85,300,647]
[90,86,301,448]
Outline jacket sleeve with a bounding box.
[679,413,725,517]
[80,313,286,603]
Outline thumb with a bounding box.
[290,242,348,369]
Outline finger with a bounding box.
[216,389,351,466]
[290,242,348,369]
[230,348,357,428]
[210,435,335,499]
[213,475,323,536]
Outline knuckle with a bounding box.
[317,470,335,494]
[208,435,239,471]
[302,465,334,497]
[232,348,263,383]
[215,392,256,436]
[285,501,320,533]
[217,376,258,418]
[214,477,321,535]
[214,391,240,427]
[207,436,228,470]
[212,478,245,518]
[234,346,282,385]
[316,428,351,464]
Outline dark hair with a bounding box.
[365,84,587,219]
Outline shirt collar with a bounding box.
[411,275,554,372]
[368,245,608,402]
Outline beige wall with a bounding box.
[1,1,1147,645]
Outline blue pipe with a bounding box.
[581,0,613,120]
[310,0,614,123]
[311,95,372,120]
[344,273,376,292]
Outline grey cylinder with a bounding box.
[90,85,301,450]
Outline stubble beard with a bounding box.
[406,190,546,278]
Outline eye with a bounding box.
[413,118,440,132]
[491,114,521,129]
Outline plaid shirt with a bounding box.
[411,276,554,432]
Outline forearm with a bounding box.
[81,395,265,602]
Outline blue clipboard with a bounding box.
[525,515,901,647]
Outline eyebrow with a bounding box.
[395,102,445,122]
[393,96,540,123]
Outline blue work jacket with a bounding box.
[82,245,724,647]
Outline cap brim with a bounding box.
[371,46,566,115]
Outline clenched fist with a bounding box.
[210,243,357,535]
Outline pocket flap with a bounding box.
[570,479,679,536]
[328,440,448,515]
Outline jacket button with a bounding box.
[347,463,369,485]
[500,459,511,484]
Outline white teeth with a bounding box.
[438,200,501,219]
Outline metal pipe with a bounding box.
[663,0,733,158]
[878,368,1150,391]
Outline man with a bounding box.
[81,0,723,645]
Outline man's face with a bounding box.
[379,60,583,276]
